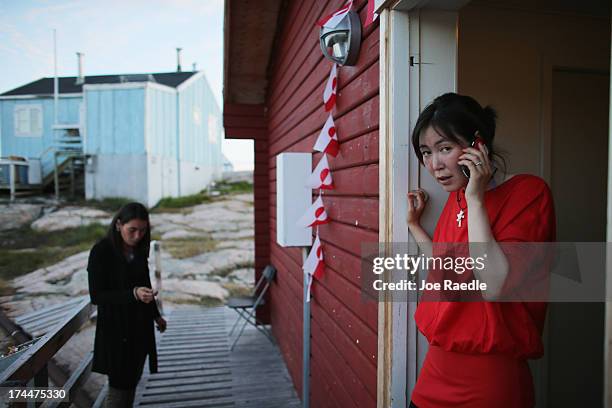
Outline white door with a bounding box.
[380,5,462,406]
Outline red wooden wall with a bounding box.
[266,1,379,407]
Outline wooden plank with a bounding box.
[15,297,85,325]
[141,381,232,396]
[0,299,91,384]
[135,306,299,407]
[311,303,378,399]
[92,383,108,408]
[310,356,345,408]
[311,318,377,406]
[222,103,265,117]
[145,369,232,381]
[269,90,380,157]
[40,351,93,408]
[268,0,374,126]
[224,114,267,129]
[310,338,360,408]
[145,375,232,388]
[269,33,379,141]
[268,17,379,138]
[221,127,266,140]
[267,0,331,107]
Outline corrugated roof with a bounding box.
[1,71,197,96]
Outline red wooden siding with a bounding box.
[266,1,379,407]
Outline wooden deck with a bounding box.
[133,306,300,408]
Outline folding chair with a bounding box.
[227,265,276,350]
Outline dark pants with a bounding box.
[105,386,136,407]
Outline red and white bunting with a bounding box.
[316,1,353,28]
[297,193,330,228]
[364,0,379,27]
[324,64,337,112]
[307,155,334,190]
[314,114,340,157]
[303,232,325,281]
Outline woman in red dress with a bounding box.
[406,93,555,408]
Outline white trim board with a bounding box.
[0,93,82,100]
[176,71,205,92]
[377,3,459,407]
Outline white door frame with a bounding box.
[606,15,612,406]
[377,1,463,406]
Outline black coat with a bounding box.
[87,237,160,389]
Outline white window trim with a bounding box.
[14,104,43,137]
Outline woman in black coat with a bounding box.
[87,202,166,407]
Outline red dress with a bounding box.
[411,174,556,408]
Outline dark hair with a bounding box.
[411,93,505,170]
[107,202,151,258]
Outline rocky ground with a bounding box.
[0,186,254,405]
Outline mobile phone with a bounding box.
[461,135,486,178]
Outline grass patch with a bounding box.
[199,296,224,307]
[222,282,252,298]
[152,180,253,211]
[163,236,217,259]
[167,295,224,307]
[0,224,107,250]
[0,224,107,280]
[78,197,134,213]
[214,180,253,195]
[154,193,212,211]
[0,278,16,296]
[209,261,256,278]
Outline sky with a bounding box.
[0,0,254,171]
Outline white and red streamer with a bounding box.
[314,114,340,157]
[324,64,337,112]
[297,193,330,228]
[302,1,366,298]
[365,0,378,27]
[303,232,325,279]
[308,155,334,190]
[303,232,325,302]
[316,0,353,28]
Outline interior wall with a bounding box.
[457,2,610,407]
[457,1,610,176]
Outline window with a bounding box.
[208,115,218,144]
[14,104,43,137]
[193,105,202,126]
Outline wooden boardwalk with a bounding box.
[133,306,300,408]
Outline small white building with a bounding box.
[0,71,224,207]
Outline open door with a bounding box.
[378,0,611,407]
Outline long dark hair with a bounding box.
[411,92,506,171]
[107,202,151,259]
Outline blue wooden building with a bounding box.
[0,71,223,206]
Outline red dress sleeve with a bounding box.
[494,178,556,298]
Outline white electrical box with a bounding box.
[276,153,312,247]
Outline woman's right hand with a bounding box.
[136,287,156,304]
[407,189,428,227]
